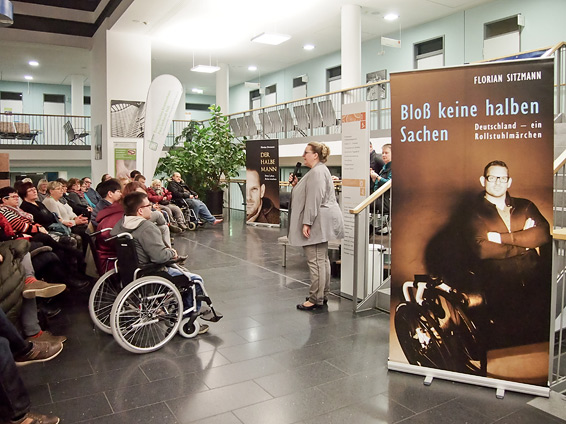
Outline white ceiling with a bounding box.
[0,0,494,96]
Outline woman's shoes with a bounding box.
[305,297,328,305]
[296,302,322,311]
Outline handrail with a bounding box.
[0,112,90,119]
[349,180,391,215]
[542,41,566,58]
[224,79,390,119]
[554,148,566,174]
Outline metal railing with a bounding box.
[349,180,392,313]
[225,81,391,140]
[0,112,191,148]
[550,149,566,392]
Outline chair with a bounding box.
[244,114,258,137]
[258,112,273,135]
[229,118,242,137]
[14,122,39,143]
[306,102,323,128]
[64,120,89,145]
[318,99,340,127]
[0,121,17,140]
[268,110,284,133]
[293,105,309,136]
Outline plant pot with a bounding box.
[205,189,224,216]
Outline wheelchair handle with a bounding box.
[87,227,113,238]
[103,232,133,242]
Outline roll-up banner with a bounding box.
[246,139,280,226]
[389,58,554,391]
[143,74,183,180]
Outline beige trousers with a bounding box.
[303,242,330,305]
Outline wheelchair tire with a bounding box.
[394,302,454,370]
[89,269,121,334]
[110,276,183,353]
[178,316,200,338]
[187,222,197,231]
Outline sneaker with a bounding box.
[178,222,189,231]
[169,224,183,233]
[11,411,60,424]
[26,330,67,344]
[198,324,209,335]
[22,279,66,299]
[15,341,63,366]
[212,219,223,225]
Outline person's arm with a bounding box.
[140,223,176,264]
[302,170,326,227]
[497,202,551,249]
[470,211,528,260]
[146,188,162,204]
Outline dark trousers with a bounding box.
[0,308,31,421]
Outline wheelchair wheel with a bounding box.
[444,304,487,375]
[394,302,453,370]
[187,222,197,231]
[110,276,183,353]
[178,316,200,338]
[89,269,122,334]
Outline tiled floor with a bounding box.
[19,210,566,423]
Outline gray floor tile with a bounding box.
[79,402,178,424]
[199,355,287,389]
[166,381,272,423]
[233,386,335,424]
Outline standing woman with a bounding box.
[289,142,344,310]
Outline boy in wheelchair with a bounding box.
[110,191,221,335]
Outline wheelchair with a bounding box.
[171,197,201,230]
[88,232,222,353]
[394,274,487,376]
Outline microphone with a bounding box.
[293,161,302,178]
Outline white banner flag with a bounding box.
[143,74,183,179]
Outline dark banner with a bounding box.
[389,59,554,387]
[246,139,280,226]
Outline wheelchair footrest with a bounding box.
[200,306,223,322]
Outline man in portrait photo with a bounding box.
[246,166,280,224]
[467,160,551,352]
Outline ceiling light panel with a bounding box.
[251,32,291,45]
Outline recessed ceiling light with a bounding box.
[248,65,257,71]
[384,13,399,21]
[303,44,315,51]
[28,60,39,67]
[24,75,33,80]
[190,65,221,73]
[251,32,291,45]
[192,88,203,94]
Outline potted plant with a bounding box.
[157,105,246,215]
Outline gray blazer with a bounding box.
[288,162,344,247]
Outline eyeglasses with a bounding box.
[3,195,19,200]
[139,204,152,209]
[303,150,315,155]
[486,175,509,183]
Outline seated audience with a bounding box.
[122,182,173,245]
[111,192,209,334]
[36,179,49,203]
[0,307,62,424]
[1,186,89,290]
[147,179,188,230]
[66,178,92,218]
[81,177,101,208]
[167,172,222,225]
[90,179,122,229]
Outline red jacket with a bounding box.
[95,202,124,273]
[146,187,173,204]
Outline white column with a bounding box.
[216,63,229,114]
[90,25,151,181]
[341,4,362,92]
[70,75,84,116]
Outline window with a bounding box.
[249,89,261,110]
[43,94,65,103]
[292,75,308,100]
[0,91,23,114]
[326,66,341,92]
[84,96,91,105]
[186,103,210,111]
[483,15,523,59]
[414,37,444,70]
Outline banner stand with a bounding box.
[387,361,550,398]
[247,222,279,228]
